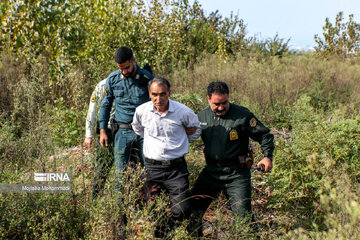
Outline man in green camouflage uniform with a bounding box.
[190,81,274,236]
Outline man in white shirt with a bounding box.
[84,79,115,199]
[132,77,201,234]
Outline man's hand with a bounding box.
[83,137,93,148]
[185,126,196,135]
[99,129,108,148]
[257,157,273,173]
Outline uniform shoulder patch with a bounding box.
[91,94,96,103]
[229,129,239,141]
[249,118,257,127]
[104,89,108,96]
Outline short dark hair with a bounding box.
[114,47,134,64]
[207,81,229,97]
[148,77,171,92]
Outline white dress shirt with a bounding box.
[132,99,201,161]
[85,79,115,138]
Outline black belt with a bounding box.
[114,122,132,129]
[206,155,248,167]
[145,157,185,166]
[110,120,132,136]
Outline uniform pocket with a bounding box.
[113,90,125,104]
[113,90,124,97]
[129,87,147,105]
[135,87,146,97]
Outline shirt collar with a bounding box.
[168,99,174,112]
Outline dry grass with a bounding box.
[170,54,360,124]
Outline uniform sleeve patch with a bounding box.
[91,94,96,103]
[249,118,257,127]
[229,129,239,141]
[104,89,108,96]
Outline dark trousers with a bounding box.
[143,159,191,223]
[189,166,252,236]
[92,128,114,199]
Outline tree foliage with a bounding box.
[0,0,251,137]
[315,12,360,56]
[1,0,249,72]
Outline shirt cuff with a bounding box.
[99,121,107,129]
[85,130,93,138]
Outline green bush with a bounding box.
[45,99,86,148]
[0,192,88,239]
[267,95,360,232]
[287,169,360,239]
[171,92,205,114]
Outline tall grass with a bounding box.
[1,51,360,238]
[171,53,360,127]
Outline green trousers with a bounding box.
[189,165,252,236]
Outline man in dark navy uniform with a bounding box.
[98,46,154,186]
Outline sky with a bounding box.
[193,0,360,50]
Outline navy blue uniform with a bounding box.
[99,64,154,184]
